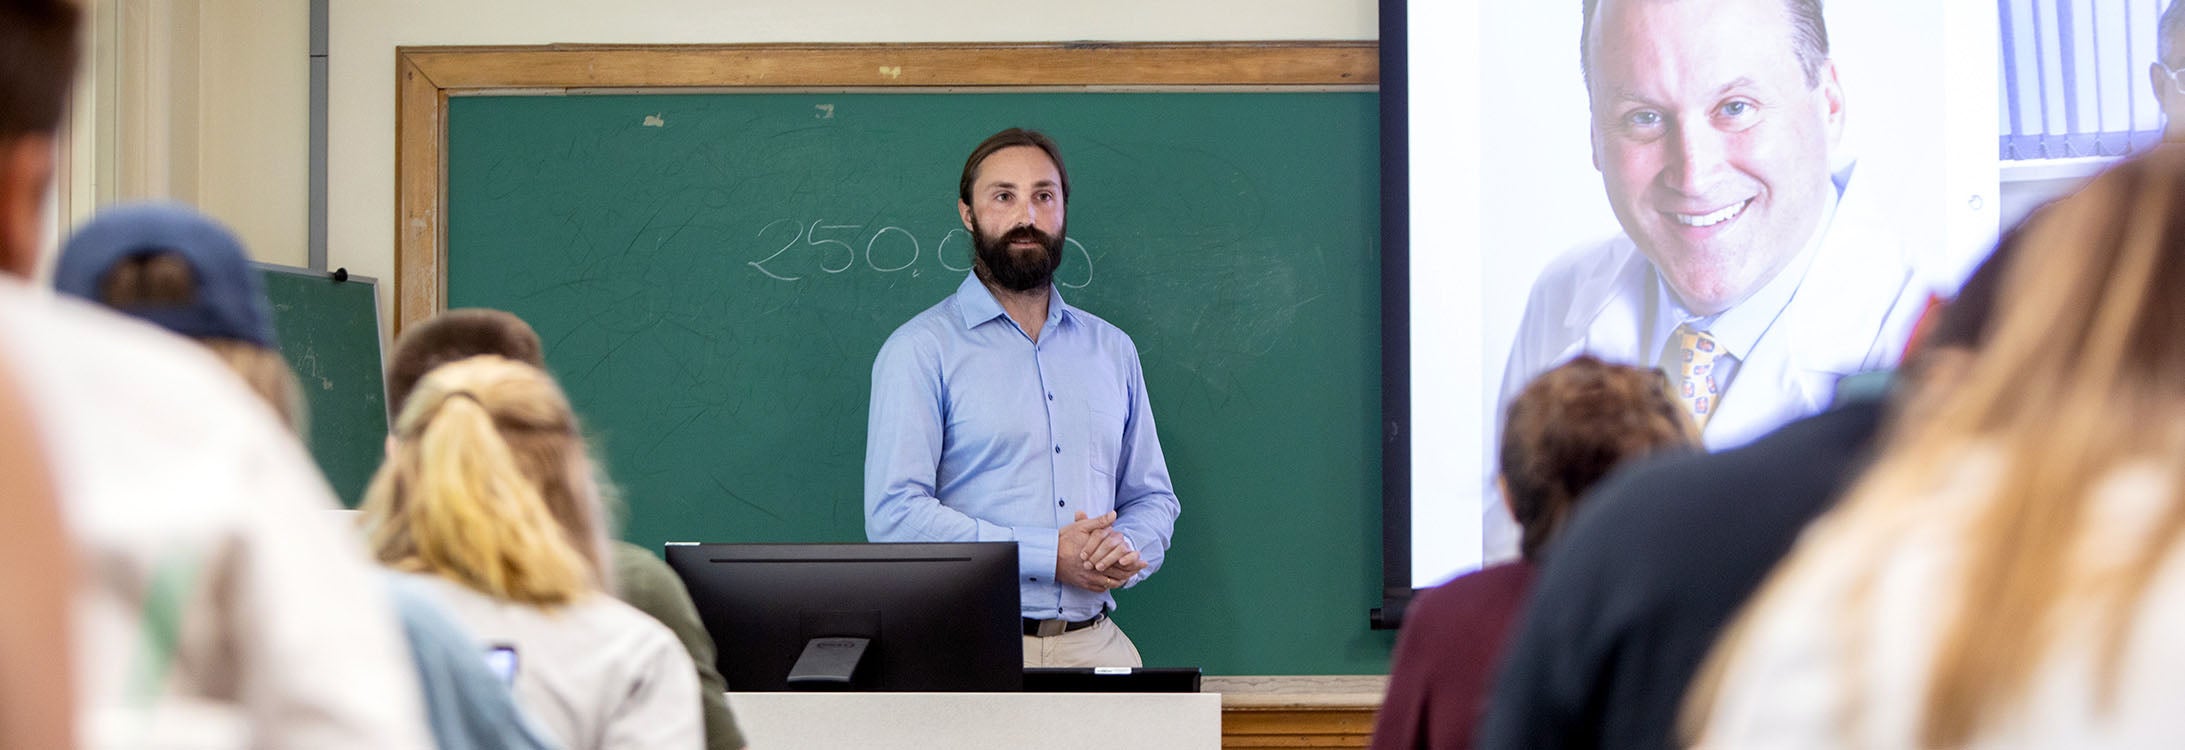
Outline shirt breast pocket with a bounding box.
[1086,404,1129,481]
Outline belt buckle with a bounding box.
[1034,619,1066,637]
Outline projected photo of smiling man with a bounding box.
[1589,0,1838,317]
[1486,0,1929,561]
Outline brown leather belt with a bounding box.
[1023,610,1107,637]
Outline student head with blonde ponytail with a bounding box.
[362,354,702,749]
[364,355,609,604]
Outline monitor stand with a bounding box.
[786,637,871,690]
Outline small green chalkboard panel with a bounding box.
[259,264,387,506]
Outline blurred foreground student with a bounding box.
[386,307,747,750]
[8,181,429,750]
[0,1,84,747]
[1372,357,1694,750]
[1689,147,2185,747]
[0,354,74,750]
[364,356,701,750]
[0,1,430,746]
[54,205,555,750]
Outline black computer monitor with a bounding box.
[665,541,1022,692]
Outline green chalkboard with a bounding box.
[445,92,1387,674]
[259,264,387,507]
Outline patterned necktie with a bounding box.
[1673,324,1721,430]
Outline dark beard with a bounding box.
[970,218,1065,293]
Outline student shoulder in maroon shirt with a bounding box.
[1372,356,1697,750]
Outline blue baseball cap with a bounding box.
[52,202,277,348]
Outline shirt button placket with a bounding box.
[1037,347,1065,526]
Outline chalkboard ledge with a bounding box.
[1209,675,1385,748]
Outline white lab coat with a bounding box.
[1484,169,1931,563]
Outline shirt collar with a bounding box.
[951,271,1072,331]
[1665,174,1842,362]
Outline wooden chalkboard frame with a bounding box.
[392,41,1378,335]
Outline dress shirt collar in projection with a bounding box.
[865,271,1179,623]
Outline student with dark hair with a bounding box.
[1373,357,1693,750]
[386,308,546,419]
[387,307,749,750]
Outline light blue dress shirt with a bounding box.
[865,272,1181,622]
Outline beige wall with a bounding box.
[328,0,1377,336]
[65,0,310,270]
[196,0,310,266]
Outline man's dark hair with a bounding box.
[385,308,546,419]
[0,0,81,139]
[958,128,1069,206]
[1580,0,1830,92]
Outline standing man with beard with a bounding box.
[865,128,1180,668]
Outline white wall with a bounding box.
[327,0,1378,336]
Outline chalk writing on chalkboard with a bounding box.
[745,218,1093,289]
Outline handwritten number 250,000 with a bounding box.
[747,218,1091,288]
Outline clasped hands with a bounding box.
[1055,511,1145,593]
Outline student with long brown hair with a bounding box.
[364,355,700,750]
[1689,146,2185,747]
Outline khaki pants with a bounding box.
[1022,617,1143,667]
